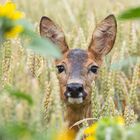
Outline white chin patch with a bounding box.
[68,97,83,104]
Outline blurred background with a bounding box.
[0,0,140,140]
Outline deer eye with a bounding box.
[56,65,65,73]
[90,65,98,74]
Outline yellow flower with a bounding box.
[0,1,25,38]
[5,25,23,38]
[0,1,24,20]
[85,135,96,140]
[84,123,98,135]
[116,116,125,125]
[84,123,97,140]
[56,129,75,140]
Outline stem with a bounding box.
[0,40,3,88]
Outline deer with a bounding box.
[40,14,117,132]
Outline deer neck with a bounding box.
[64,101,92,131]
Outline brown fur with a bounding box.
[40,14,117,132]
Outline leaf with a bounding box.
[17,19,61,58]
[110,56,139,70]
[5,86,33,105]
[16,19,34,31]
[0,122,35,140]
[28,36,61,58]
[118,7,140,20]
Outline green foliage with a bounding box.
[0,15,61,58]
[5,86,33,105]
[0,17,13,42]
[95,118,140,140]
[0,122,58,140]
[28,36,61,58]
[0,122,35,140]
[110,56,139,70]
[18,20,61,58]
[127,124,140,140]
[96,118,124,140]
[118,7,140,20]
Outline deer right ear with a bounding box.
[40,16,69,54]
[88,15,117,57]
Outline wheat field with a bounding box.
[0,0,140,140]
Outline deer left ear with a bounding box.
[40,16,69,54]
[88,15,117,57]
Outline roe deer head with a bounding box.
[40,15,117,132]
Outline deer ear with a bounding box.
[40,16,69,54]
[88,15,117,57]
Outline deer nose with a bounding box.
[67,83,83,92]
[66,83,84,98]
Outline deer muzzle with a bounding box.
[64,83,87,104]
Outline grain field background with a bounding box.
[0,0,140,140]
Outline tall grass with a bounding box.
[0,0,140,139]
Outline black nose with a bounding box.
[66,83,83,98]
[67,83,83,92]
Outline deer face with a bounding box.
[40,15,117,106]
[55,49,101,106]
